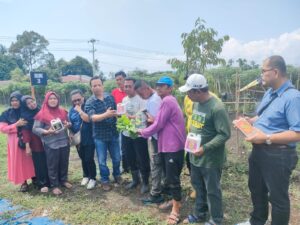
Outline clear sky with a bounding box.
[0,0,300,74]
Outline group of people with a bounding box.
[0,55,299,225]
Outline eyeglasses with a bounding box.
[72,99,81,103]
[261,68,274,74]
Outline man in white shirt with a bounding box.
[122,78,150,194]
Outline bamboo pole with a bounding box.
[235,72,241,155]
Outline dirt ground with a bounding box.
[62,126,300,225]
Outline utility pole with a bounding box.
[88,39,97,76]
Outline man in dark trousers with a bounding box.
[179,74,231,225]
[236,55,300,225]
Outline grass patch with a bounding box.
[0,105,299,224]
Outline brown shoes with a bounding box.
[102,183,112,191]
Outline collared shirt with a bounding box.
[146,92,162,140]
[85,93,118,141]
[254,80,300,147]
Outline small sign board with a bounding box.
[30,72,47,86]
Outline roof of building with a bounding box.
[61,75,91,83]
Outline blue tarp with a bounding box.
[0,199,65,225]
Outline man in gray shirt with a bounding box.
[134,80,164,203]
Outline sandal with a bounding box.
[52,187,62,195]
[40,186,49,193]
[158,200,173,211]
[19,183,29,192]
[102,183,111,191]
[167,212,180,225]
[183,214,206,224]
[62,182,72,189]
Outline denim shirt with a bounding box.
[254,80,300,147]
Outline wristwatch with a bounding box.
[265,134,272,145]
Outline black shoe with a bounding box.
[19,183,29,192]
[142,194,164,204]
[161,187,172,196]
[121,169,129,174]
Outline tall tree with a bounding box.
[9,31,49,72]
[168,18,229,76]
[0,55,19,80]
[0,44,7,55]
[62,56,93,76]
[37,53,62,82]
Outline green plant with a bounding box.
[116,115,138,139]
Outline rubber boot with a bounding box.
[125,170,140,189]
[140,174,149,194]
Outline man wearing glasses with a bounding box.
[69,89,97,190]
[236,55,300,225]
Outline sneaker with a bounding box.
[142,194,164,204]
[81,177,89,186]
[87,179,97,190]
[235,221,251,225]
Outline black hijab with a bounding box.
[20,95,40,130]
[0,91,22,125]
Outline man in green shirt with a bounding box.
[179,74,231,225]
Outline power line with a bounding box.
[0,36,181,56]
[98,61,137,70]
[48,48,171,61]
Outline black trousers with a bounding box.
[121,134,129,172]
[186,152,191,174]
[76,144,96,180]
[32,151,49,188]
[162,150,184,201]
[249,144,298,225]
[44,146,70,188]
[122,135,150,181]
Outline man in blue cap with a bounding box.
[139,76,186,225]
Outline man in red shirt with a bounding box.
[111,71,128,173]
[111,71,127,104]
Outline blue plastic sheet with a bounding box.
[0,198,65,225]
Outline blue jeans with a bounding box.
[94,136,121,183]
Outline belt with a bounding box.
[253,143,295,149]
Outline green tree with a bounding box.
[37,53,62,82]
[62,56,93,76]
[168,18,229,76]
[0,54,22,80]
[0,44,7,55]
[10,67,26,82]
[236,58,253,70]
[9,31,49,71]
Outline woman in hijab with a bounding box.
[21,95,49,193]
[33,91,72,195]
[0,91,35,192]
